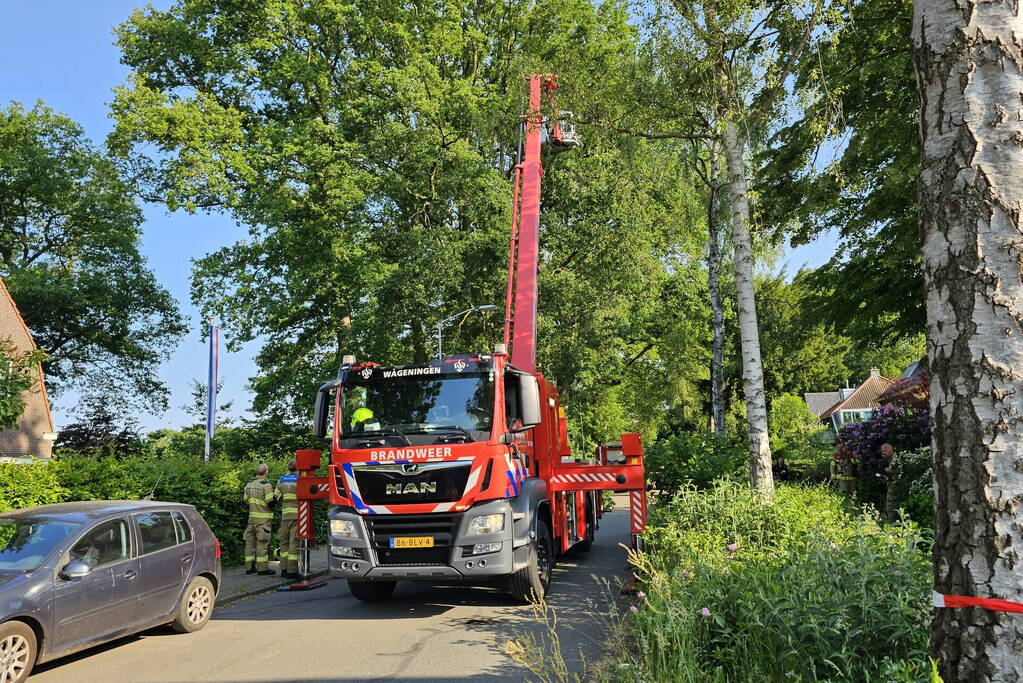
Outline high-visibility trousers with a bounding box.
[278,517,299,574]
[243,520,271,570]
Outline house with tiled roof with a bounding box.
[806,368,896,434]
[0,277,55,461]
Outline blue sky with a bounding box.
[1,1,837,432]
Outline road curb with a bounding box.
[216,570,330,608]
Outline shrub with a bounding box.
[890,447,934,530]
[1,453,327,566]
[613,482,931,682]
[0,462,64,511]
[646,432,746,493]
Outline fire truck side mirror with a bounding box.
[312,378,343,440]
[519,374,541,428]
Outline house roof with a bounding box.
[804,391,842,417]
[0,276,53,432]
[820,375,896,419]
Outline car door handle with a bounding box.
[181,555,192,563]
[123,570,137,580]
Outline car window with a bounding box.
[0,518,80,572]
[137,512,177,554]
[69,518,130,569]
[172,512,192,543]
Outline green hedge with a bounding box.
[0,454,328,566]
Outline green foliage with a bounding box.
[0,463,64,511]
[889,446,933,530]
[0,451,326,566]
[0,102,186,410]
[645,432,746,493]
[0,339,47,431]
[760,0,923,348]
[619,482,931,682]
[109,0,709,452]
[769,392,833,481]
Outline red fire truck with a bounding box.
[294,75,647,603]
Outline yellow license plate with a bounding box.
[390,536,435,549]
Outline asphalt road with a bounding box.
[31,502,633,682]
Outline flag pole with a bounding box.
[204,317,218,462]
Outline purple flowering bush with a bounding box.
[837,404,930,476]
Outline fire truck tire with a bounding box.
[347,579,397,602]
[509,520,552,603]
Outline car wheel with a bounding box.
[171,576,215,633]
[0,620,36,683]
[347,579,397,602]
[509,519,553,603]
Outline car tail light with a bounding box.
[214,537,221,559]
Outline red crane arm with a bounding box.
[504,75,560,373]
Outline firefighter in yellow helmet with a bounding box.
[275,460,300,579]
[351,406,378,431]
[243,463,276,575]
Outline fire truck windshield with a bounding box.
[340,369,495,444]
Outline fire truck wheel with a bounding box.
[347,579,397,602]
[509,520,552,603]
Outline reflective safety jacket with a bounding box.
[243,477,275,522]
[276,473,298,520]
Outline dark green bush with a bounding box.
[646,432,746,492]
[889,447,933,530]
[0,453,328,566]
[616,482,931,682]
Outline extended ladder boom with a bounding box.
[504,74,565,373]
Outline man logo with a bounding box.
[386,482,438,495]
[453,360,467,373]
[360,367,373,379]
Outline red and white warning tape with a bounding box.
[933,591,1023,614]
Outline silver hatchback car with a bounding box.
[0,501,222,682]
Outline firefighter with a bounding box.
[275,459,300,579]
[351,406,379,432]
[243,463,276,575]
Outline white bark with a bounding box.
[708,148,726,438]
[722,120,773,495]
[913,1,1023,679]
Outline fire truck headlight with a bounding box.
[330,520,358,537]
[467,514,505,535]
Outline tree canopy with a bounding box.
[0,102,186,410]
[110,0,710,449]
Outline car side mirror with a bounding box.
[60,560,93,580]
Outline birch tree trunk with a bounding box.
[707,147,726,438]
[722,120,773,495]
[913,2,1023,680]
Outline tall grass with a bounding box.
[507,482,932,682]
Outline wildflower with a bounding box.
[629,605,639,613]
[636,591,646,599]
[681,569,692,579]
[726,542,738,552]
[700,607,711,617]
[829,542,838,550]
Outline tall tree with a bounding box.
[913,1,1023,679]
[0,102,186,410]
[635,0,835,494]
[761,0,925,350]
[110,0,706,447]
